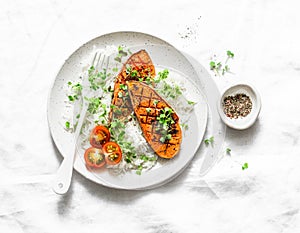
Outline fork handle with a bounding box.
[52,103,88,194]
[52,141,77,195]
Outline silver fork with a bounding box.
[52,52,110,195]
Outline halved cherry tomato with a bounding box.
[102,141,122,155]
[103,142,122,165]
[105,150,122,165]
[89,125,110,148]
[84,147,106,168]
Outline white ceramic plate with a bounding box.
[47,31,208,190]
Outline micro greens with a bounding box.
[210,61,222,76]
[119,84,127,91]
[227,50,234,59]
[72,83,83,92]
[222,65,230,75]
[136,165,143,175]
[88,66,108,91]
[226,147,231,154]
[156,107,175,143]
[242,162,248,170]
[158,82,182,99]
[85,97,101,114]
[154,69,169,83]
[180,123,189,130]
[125,64,138,78]
[187,100,196,105]
[118,92,123,98]
[210,50,235,76]
[125,64,132,74]
[65,121,70,129]
[204,136,214,145]
[140,154,156,162]
[145,76,152,85]
[66,82,82,102]
[68,95,75,102]
[131,70,138,77]
[114,46,128,63]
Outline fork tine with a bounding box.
[91,52,98,67]
[105,56,110,71]
[96,53,101,68]
[99,54,105,70]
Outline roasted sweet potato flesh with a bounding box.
[127,81,181,159]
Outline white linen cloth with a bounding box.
[1,0,300,232]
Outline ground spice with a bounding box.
[223,93,252,119]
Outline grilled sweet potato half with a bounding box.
[127,81,182,159]
[109,50,155,121]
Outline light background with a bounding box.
[1,0,300,232]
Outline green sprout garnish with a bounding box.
[242,163,248,170]
[68,96,75,101]
[119,84,127,91]
[210,50,235,76]
[65,121,70,129]
[222,65,230,75]
[118,92,123,98]
[204,136,214,145]
[180,123,189,130]
[114,46,128,62]
[154,69,169,83]
[156,107,175,143]
[187,100,196,105]
[227,50,234,59]
[85,97,102,114]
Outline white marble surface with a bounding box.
[1,0,300,232]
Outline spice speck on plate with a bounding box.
[223,93,252,119]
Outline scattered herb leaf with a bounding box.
[114,46,128,63]
[154,69,169,83]
[204,136,214,145]
[242,162,248,170]
[68,96,75,101]
[227,50,234,59]
[65,121,70,129]
[187,100,196,105]
[180,123,189,130]
[119,84,127,90]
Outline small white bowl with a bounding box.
[217,83,261,130]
